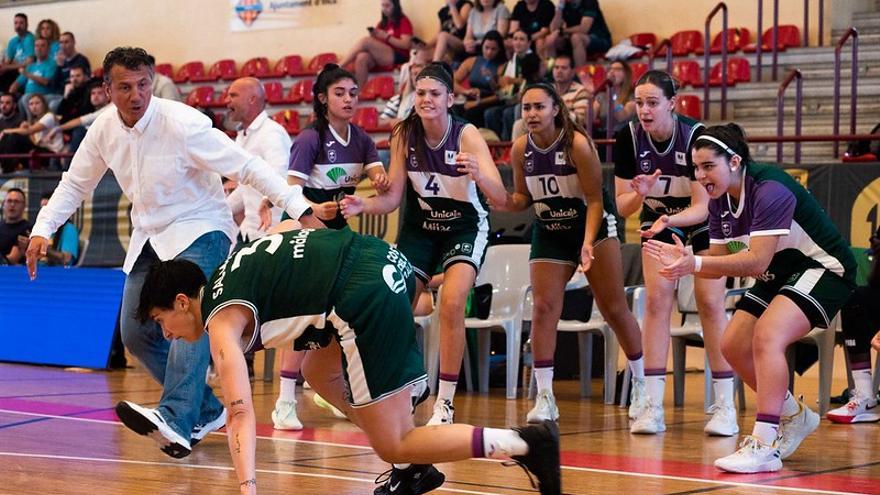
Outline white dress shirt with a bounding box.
[226,111,291,242]
[32,96,310,273]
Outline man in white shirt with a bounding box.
[25,47,317,459]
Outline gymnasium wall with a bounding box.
[0,0,847,68]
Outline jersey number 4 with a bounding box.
[425,174,441,195]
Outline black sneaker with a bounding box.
[373,464,445,495]
[509,420,561,495]
[115,401,192,459]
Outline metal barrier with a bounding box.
[704,2,729,120]
[833,27,859,158]
[648,39,673,73]
[757,0,823,81]
[776,69,803,163]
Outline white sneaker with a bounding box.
[630,400,665,434]
[191,408,227,445]
[115,401,192,459]
[826,391,880,424]
[777,398,820,459]
[427,398,455,426]
[312,393,347,419]
[526,390,560,423]
[714,435,782,473]
[272,399,303,430]
[704,402,739,436]
[628,377,647,420]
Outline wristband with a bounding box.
[693,255,703,273]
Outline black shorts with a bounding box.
[639,221,710,254]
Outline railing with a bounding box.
[776,69,803,163]
[806,0,825,47]
[833,27,858,158]
[648,38,673,73]
[704,2,729,120]
[586,79,615,161]
[757,0,823,81]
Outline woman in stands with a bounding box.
[37,19,61,59]
[340,0,413,88]
[462,0,511,56]
[644,123,856,473]
[432,0,474,63]
[613,70,733,436]
[593,60,636,134]
[452,29,506,127]
[485,28,542,141]
[493,82,644,424]
[271,64,391,430]
[340,62,507,427]
[0,94,64,170]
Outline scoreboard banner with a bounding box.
[2,161,879,268]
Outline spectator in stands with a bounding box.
[0,188,30,264]
[37,192,78,266]
[545,0,612,67]
[379,53,427,128]
[0,93,63,170]
[453,29,506,127]
[511,53,590,139]
[0,13,35,92]
[147,55,181,101]
[27,46,319,460]
[49,78,111,153]
[52,32,91,92]
[593,60,636,133]
[0,92,26,172]
[36,19,61,60]
[484,28,542,140]
[463,0,510,56]
[0,91,24,130]
[508,0,555,57]
[340,0,413,88]
[432,0,474,63]
[826,227,880,424]
[56,67,94,129]
[10,37,60,116]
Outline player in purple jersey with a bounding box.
[341,63,507,431]
[644,123,856,473]
[614,70,734,436]
[494,82,644,423]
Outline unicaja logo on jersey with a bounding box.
[326,166,349,184]
[382,265,407,294]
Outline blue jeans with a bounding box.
[119,231,230,438]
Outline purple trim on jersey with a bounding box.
[630,115,701,179]
[523,132,577,178]
[280,370,300,380]
[289,128,320,177]
[709,172,796,241]
[288,125,381,179]
[406,118,470,176]
[472,427,486,457]
[533,359,555,369]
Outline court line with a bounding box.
[0,408,872,495]
[0,451,505,495]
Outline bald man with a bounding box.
[224,77,291,243]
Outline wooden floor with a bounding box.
[1,355,879,495]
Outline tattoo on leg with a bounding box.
[219,348,225,361]
[230,399,245,407]
[239,478,256,487]
[234,432,241,454]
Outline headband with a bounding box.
[416,64,453,92]
[695,135,740,159]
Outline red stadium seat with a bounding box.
[675,95,702,120]
[842,153,878,163]
[630,62,648,83]
[630,32,658,50]
[744,25,801,52]
[240,57,270,78]
[361,75,395,101]
[287,79,314,104]
[728,57,752,83]
[660,30,704,56]
[263,81,285,105]
[155,63,173,79]
[213,86,230,108]
[272,109,301,135]
[307,53,339,74]
[272,54,305,77]
[92,67,104,79]
[201,59,238,82]
[700,61,737,87]
[352,107,389,132]
[695,28,751,55]
[174,61,206,83]
[185,86,216,107]
[576,64,606,88]
[672,60,702,87]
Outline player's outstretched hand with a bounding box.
[579,241,594,272]
[257,197,273,230]
[640,214,670,239]
[630,169,662,197]
[25,236,49,281]
[644,236,693,280]
[339,195,364,219]
[371,172,391,194]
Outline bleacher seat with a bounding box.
[272,109,300,135]
[630,62,648,83]
[199,59,238,82]
[699,61,737,87]
[240,57,270,78]
[185,86,216,107]
[672,60,702,87]
[211,86,229,108]
[660,30,704,56]
[728,57,752,83]
[174,61,207,83]
[630,32,658,50]
[352,107,388,133]
[272,54,305,77]
[155,63,173,79]
[92,67,104,79]
[744,25,801,52]
[675,94,702,120]
[695,28,751,55]
[361,75,395,101]
[576,64,606,88]
[842,153,878,163]
[263,81,286,105]
[287,79,315,104]
[307,52,339,74]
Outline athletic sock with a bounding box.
[627,352,645,380]
[752,414,780,445]
[279,371,299,402]
[645,369,666,406]
[437,374,458,403]
[711,370,735,406]
[852,364,874,398]
[472,427,529,459]
[533,360,554,393]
